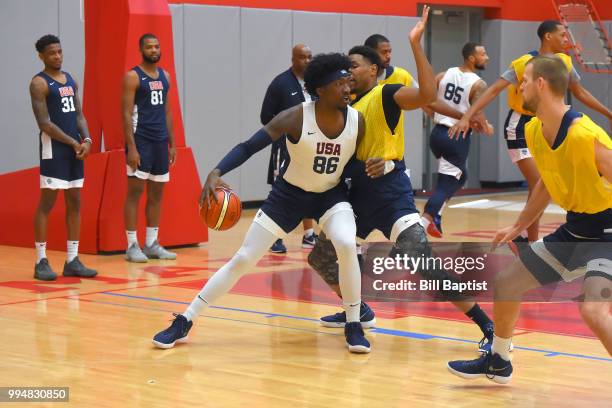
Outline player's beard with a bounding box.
[142,52,161,64]
[475,63,486,71]
[522,94,539,113]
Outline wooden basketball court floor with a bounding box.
[1,192,610,407]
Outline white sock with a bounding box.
[343,301,361,322]
[35,242,47,263]
[183,221,278,322]
[304,228,314,237]
[146,227,159,247]
[183,294,208,321]
[126,230,138,247]
[421,216,431,229]
[324,210,361,323]
[492,334,512,361]
[67,241,79,262]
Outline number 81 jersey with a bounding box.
[434,67,481,128]
[282,101,358,193]
[37,71,80,159]
[132,66,169,142]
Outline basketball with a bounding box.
[200,187,242,231]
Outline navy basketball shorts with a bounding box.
[40,156,84,189]
[430,124,470,179]
[349,167,420,242]
[518,209,612,285]
[504,109,534,163]
[255,178,352,237]
[126,138,169,182]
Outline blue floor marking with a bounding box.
[98,291,612,363]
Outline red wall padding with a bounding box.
[97,148,207,252]
[0,0,208,253]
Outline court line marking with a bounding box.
[98,292,612,363]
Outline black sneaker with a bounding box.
[302,232,318,249]
[447,351,513,384]
[34,258,57,281]
[153,313,194,349]
[63,257,98,278]
[320,302,376,328]
[269,239,287,254]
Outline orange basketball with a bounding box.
[200,187,242,231]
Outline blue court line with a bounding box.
[99,291,612,363]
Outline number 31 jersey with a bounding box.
[434,67,481,128]
[36,71,80,159]
[132,66,169,142]
[282,101,358,193]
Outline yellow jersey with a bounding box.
[379,65,415,88]
[352,84,405,161]
[525,111,612,214]
[507,52,572,116]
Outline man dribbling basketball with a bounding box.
[152,52,373,353]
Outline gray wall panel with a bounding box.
[0,0,60,174]
[59,0,84,93]
[292,11,341,55]
[183,5,242,192]
[239,8,292,201]
[387,16,423,189]
[169,4,185,111]
[341,14,386,51]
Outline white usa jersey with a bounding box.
[282,101,358,193]
[434,67,481,127]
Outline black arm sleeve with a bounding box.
[216,128,274,176]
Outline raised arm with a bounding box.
[390,6,437,111]
[30,76,82,156]
[122,70,140,170]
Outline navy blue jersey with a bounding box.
[37,71,80,159]
[132,66,169,142]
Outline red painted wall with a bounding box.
[168,0,612,20]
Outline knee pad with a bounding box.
[394,224,467,301]
[307,233,340,285]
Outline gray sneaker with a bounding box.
[63,257,98,278]
[34,258,57,281]
[126,243,149,263]
[143,240,177,260]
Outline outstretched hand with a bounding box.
[409,5,430,44]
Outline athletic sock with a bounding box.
[67,241,79,262]
[465,303,493,335]
[126,230,138,247]
[146,227,159,247]
[35,242,47,263]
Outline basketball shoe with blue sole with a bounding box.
[152,313,193,349]
[320,301,376,328]
[345,322,371,353]
[447,352,513,384]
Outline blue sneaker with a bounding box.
[345,321,371,353]
[302,232,318,249]
[477,323,495,353]
[269,239,287,254]
[320,302,376,328]
[152,313,193,349]
[447,352,513,384]
[433,214,443,234]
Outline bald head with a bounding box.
[291,44,312,78]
